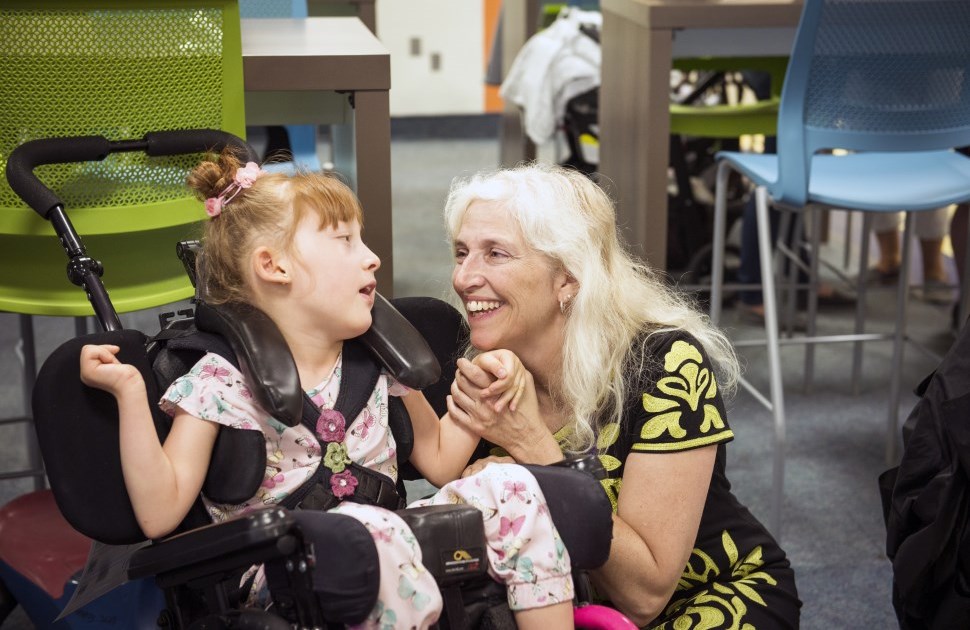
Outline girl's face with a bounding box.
[288,215,380,340]
[451,200,567,355]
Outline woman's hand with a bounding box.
[447,353,561,464]
[80,344,144,398]
[461,455,516,478]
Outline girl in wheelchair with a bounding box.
[77,150,575,629]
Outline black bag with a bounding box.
[880,322,970,629]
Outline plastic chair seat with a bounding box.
[719,150,970,212]
[669,56,788,139]
[670,99,780,138]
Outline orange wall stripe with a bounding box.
[484,0,503,113]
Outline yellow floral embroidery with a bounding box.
[640,340,726,445]
[596,421,623,511]
[656,530,778,629]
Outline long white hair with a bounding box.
[444,162,739,453]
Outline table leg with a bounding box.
[600,12,673,269]
[499,0,539,166]
[353,89,394,297]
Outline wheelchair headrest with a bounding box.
[194,300,304,427]
[192,294,447,428]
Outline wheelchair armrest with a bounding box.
[523,456,614,571]
[397,505,488,586]
[128,508,299,585]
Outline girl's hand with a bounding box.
[459,351,527,413]
[461,455,516,478]
[79,344,144,397]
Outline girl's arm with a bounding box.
[404,350,528,486]
[401,392,480,487]
[80,344,219,539]
[589,447,716,626]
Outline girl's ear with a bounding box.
[252,246,290,285]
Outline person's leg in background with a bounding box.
[915,208,951,303]
[733,70,853,323]
[868,212,903,283]
[867,208,951,304]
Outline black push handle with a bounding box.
[4,129,257,332]
[6,136,112,219]
[5,129,257,220]
[143,129,257,160]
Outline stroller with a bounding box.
[0,129,633,629]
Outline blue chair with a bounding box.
[708,0,970,536]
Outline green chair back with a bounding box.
[670,56,789,139]
[0,0,245,316]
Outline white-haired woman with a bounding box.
[443,162,801,628]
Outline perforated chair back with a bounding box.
[775,0,970,207]
[0,0,246,316]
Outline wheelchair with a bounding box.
[0,130,634,629]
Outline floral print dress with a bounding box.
[160,352,573,629]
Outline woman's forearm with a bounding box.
[590,514,683,626]
[503,429,563,464]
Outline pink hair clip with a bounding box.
[204,161,264,218]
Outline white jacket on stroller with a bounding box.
[500,8,601,145]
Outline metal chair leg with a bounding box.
[755,186,786,539]
[710,162,731,326]
[886,213,914,464]
[803,207,822,392]
[851,213,873,395]
[6,315,45,490]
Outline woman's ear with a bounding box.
[556,271,579,304]
[252,246,290,285]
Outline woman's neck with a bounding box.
[521,345,568,434]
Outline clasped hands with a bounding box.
[446,350,558,474]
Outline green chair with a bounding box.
[0,0,246,486]
[667,56,788,279]
[669,56,787,139]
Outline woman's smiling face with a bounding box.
[451,200,568,354]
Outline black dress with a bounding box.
[597,330,801,629]
[476,330,801,627]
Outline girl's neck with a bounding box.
[278,323,344,390]
[294,346,342,391]
[255,294,344,389]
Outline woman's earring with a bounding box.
[559,294,573,315]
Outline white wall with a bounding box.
[377,0,485,116]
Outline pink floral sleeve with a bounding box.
[159,353,262,430]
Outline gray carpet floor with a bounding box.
[2,128,956,629]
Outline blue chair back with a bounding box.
[774,0,970,207]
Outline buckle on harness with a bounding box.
[297,463,404,512]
